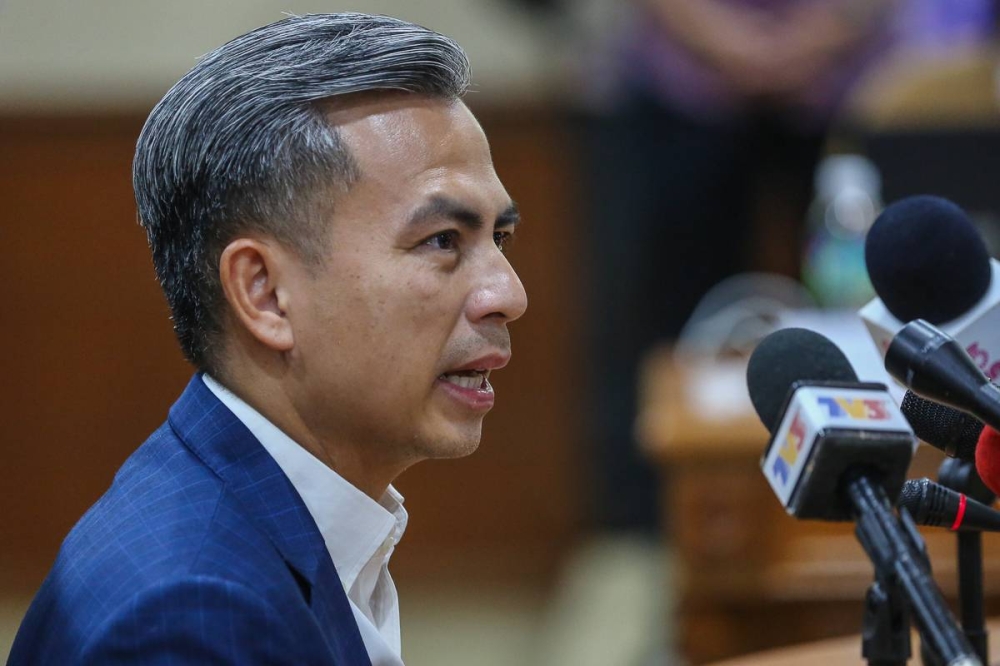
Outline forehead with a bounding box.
[325,94,507,208]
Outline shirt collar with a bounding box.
[202,374,407,593]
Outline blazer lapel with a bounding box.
[167,374,372,666]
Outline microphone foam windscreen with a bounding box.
[865,195,990,324]
[900,390,983,460]
[746,328,858,434]
[976,426,1000,496]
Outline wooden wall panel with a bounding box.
[0,107,583,595]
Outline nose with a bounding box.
[469,250,528,324]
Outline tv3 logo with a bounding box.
[770,397,891,488]
[817,397,889,420]
[966,341,1000,381]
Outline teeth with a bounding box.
[441,370,493,391]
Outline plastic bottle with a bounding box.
[802,154,882,308]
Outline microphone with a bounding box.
[860,195,1000,380]
[747,328,914,519]
[886,319,1000,432]
[901,390,983,461]
[748,327,979,664]
[887,327,997,661]
[899,389,995,502]
[898,478,1000,532]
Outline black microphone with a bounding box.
[898,392,994,501]
[899,478,1000,532]
[748,328,979,665]
[860,196,1000,384]
[885,334,1000,661]
[866,195,991,326]
[901,390,984,460]
[889,327,997,663]
[887,319,1000,432]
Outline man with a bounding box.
[9,13,526,665]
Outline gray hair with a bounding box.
[133,13,471,375]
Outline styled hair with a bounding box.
[133,13,471,375]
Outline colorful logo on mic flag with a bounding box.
[817,397,890,420]
[771,410,805,487]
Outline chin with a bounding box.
[419,422,484,460]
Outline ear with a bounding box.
[218,238,295,352]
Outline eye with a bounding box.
[494,230,514,253]
[425,231,459,251]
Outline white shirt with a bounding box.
[203,375,407,665]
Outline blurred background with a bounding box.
[4,1,1000,664]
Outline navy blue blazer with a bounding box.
[9,375,372,665]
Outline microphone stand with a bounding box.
[938,457,994,664]
[847,474,981,666]
[861,577,911,666]
[858,501,941,666]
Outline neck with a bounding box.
[213,352,410,500]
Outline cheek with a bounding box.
[341,272,459,367]
[400,275,457,328]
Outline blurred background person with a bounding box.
[577,0,898,538]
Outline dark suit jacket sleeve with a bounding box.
[78,575,308,665]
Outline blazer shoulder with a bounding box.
[67,421,229,574]
[11,422,305,663]
[11,376,355,665]
[66,418,306,601]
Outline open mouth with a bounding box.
[439,369,492,390]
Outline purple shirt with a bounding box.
[610,0,993,126]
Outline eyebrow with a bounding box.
[407,196,520,231]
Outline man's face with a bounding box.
[283,95,527,470]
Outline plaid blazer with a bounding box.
[9,375,371,665]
